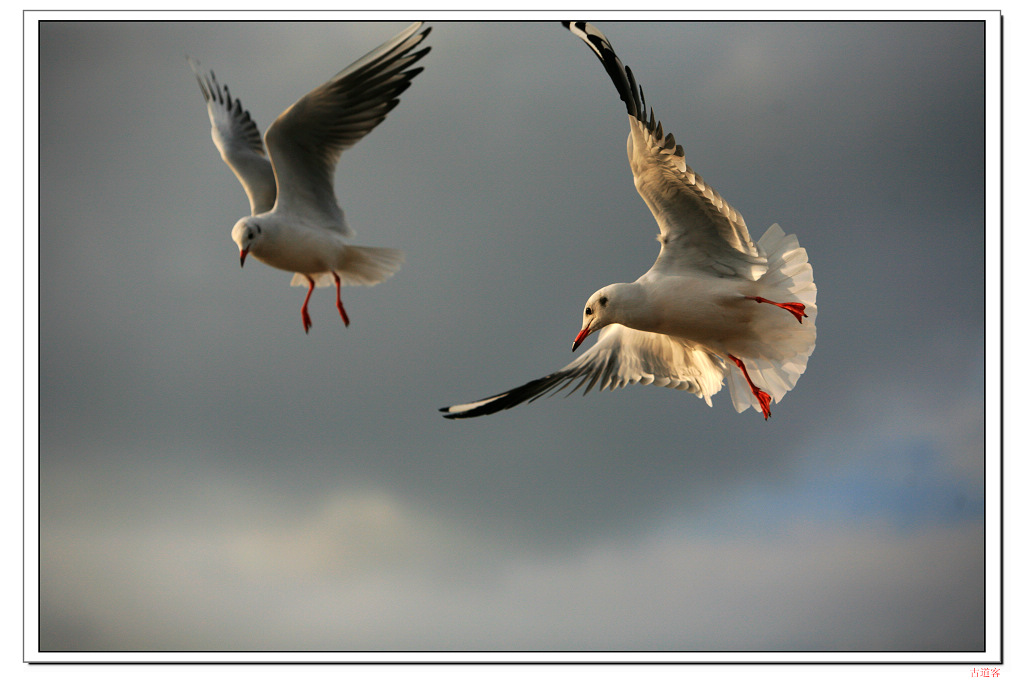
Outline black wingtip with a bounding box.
[562,20,642,120]
[439,404,481,420]
[436,365,585,420]
[438,405,478,420]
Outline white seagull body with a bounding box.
[189,22,431,333]
[441,21,816,420]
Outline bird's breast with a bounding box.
[251,226,346,275]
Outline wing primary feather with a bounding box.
[562,374,591,398]
[439,371,572,418]
[188,55,277,214]
[581,355,611,395]
[599,354,619,390]
[262,23,430,226]
[563,21,640,118]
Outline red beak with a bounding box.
[571,325,591,352]
[239,248,248,267]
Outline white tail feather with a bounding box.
[726,224,817,414]
[290,246,404,288]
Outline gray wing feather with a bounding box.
[187,56,277,215]
[264,23,431,233]
[563,21,767,281]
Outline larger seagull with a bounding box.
[189,22,431,333]
[441,22,816,420]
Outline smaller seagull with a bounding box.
[188,22,431,333]
[441,22,816,420]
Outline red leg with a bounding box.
[729,354,772,420]
[300,277,315,334]
[332,273,350,327]
[746,296,807,323]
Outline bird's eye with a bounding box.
[585,307,593,316]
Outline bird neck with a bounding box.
[606,283,658,331]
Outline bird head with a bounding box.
[573,288,614,351]
[231,217,263,267]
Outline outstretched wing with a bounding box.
[563,21,767,281]
[187,56,277,215]
[440,325,726,419]
[264,22,432,234]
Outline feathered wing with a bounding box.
[187,57,277,215]
[562,21,767,281]
[264,22,432,233]
[440,325,726,419]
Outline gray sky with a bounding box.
[29,12,996,662]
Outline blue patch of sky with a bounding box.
[665,433,983,540]
[807,436,983,531]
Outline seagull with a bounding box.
[188,22,431,333]
[441,21,816,420]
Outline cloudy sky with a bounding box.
[26,10,1000,667]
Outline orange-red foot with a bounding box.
[746,296,807,323]
[729,354,772,420]
[751,387,772,419]
[332,273,350,327]
[301,278,315,334]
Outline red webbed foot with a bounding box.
[746,296,807,323]
[729,354,773,420]
[300,277,315,334]
[752,387,772,419]
[332,273,350,327]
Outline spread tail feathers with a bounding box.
[726,224,817,415]
[291,246,404,288]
